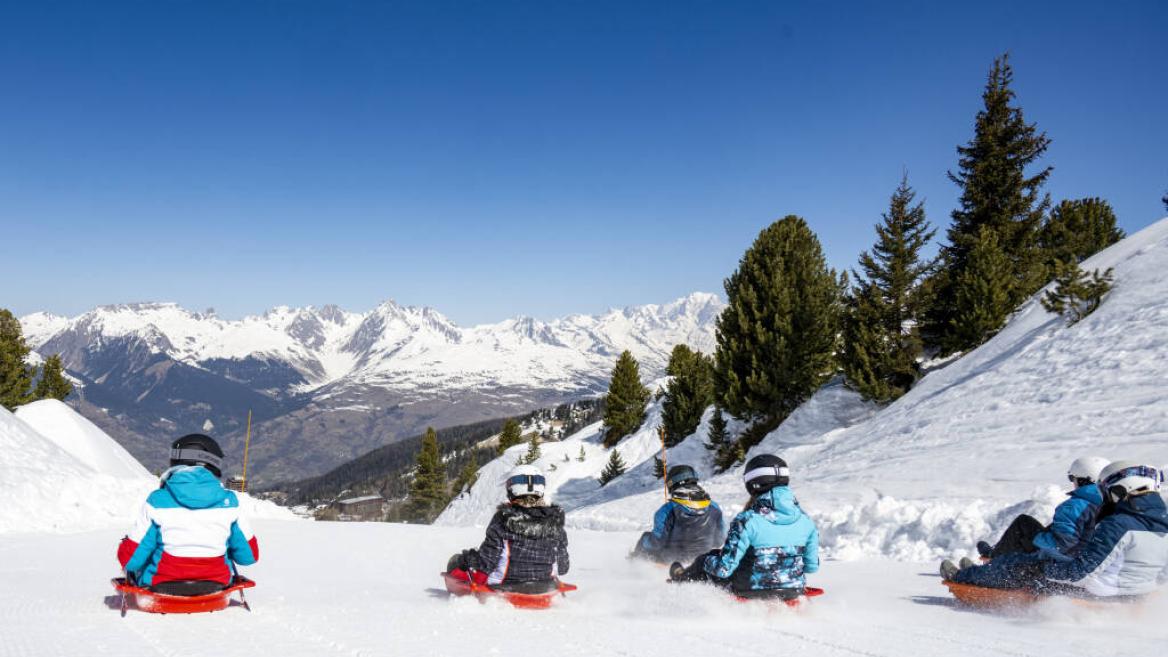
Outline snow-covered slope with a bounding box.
[442,218,1168,562]
[0,401,294,534]
[14,399,150,480]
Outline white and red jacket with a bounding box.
[117,466,259,587]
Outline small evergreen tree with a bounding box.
[1042,263,1114,325]
[599,448,627,486]
[705,407,728,452]
[34,354,73,401]
[522,432,542,464]
[405,428,449,523]
[451,458,479,497]
[0,310,36,411]
[661,345,714,446]
[927,53,1052,354]
[577,445,587,462]
[714,215,843,446]
[842,174,934,402]
[496,418,523,456]
[715,438,745,472]
[1039,198,1124,274]
[949,226,1014,347]
[602,351,649,447]
[653,455,665,479]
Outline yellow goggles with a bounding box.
[672,497,710,510]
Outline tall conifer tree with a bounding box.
[495,418,523,455]
[602,351,649,447]
[927,54,1052,353]
[0,309,36,411]
[406,428,449,523]
[714,215,843,454]
[842,175,934,402]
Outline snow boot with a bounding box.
[669,562,686,581]
[939,560,960,581]
[976,541,993,559]
[959,557,975,570]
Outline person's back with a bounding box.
[476,500,569,586]
[636,465,725,563]
[707,485,819,594]
[117,434,259,591]
[1031,482,1104,559]
[1045,462,1168,596]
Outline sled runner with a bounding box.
[112,577,255,615]
[442,572,577,610]
[734,586,825,608]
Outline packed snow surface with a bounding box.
[14,399,150,480]
[0,521,1161,657]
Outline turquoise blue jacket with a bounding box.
[702,486,819,592]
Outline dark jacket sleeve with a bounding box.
[474,511,507,573]
[556,523,570,575]
[1044,515,1124,584]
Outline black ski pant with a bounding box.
[989,514,1046,559]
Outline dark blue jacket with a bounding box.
[1031,484,1104,559]
[1044,493,1168,596]
[702,487,819,593]
[639,499,725,562]
[474,503,569,585]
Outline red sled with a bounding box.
[441,572,577,610]
[112,577,255,615]
[735,586,825,608]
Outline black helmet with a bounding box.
[169,434,224,479]
[743,454,789,496]
[665,464,698,492]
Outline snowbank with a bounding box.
[15,399,150,480]
[0,402,295,533]
[442,218,1168,562]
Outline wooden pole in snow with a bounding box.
[242,410,252,493]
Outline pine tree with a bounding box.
[451,457,479,497]
[496,418,523,456]
[927,54,1052,354]
[0,309,36,411]
[599,448,627,486]
[714,215,843,446]
[705,407,728,452]
[949,227,1013,347]
[1042,263,1114,325]
[653,455,665,479]
[522,432,542,464]
[842,174,934,402]
[1039,198,1124,274]
[577,445,587,462]
[715,438,745,472]
[406,427,449,523]
[661,345,714,446]
[602,350,649,447]
[34,354,73,401]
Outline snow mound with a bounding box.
[442,218,1168,562]
[15,399,150,480]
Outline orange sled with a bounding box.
[941,581,1141,610]
[442,572,577,610]
[112,577,255,615]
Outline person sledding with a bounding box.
[446,464,570,594]
[117,434,259,595]
[958,456,1110,571]
[941,461,1168,599]
[630,464,725,564]
[669,454,819,601]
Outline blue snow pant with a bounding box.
[952,552,1047,590]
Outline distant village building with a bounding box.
[331,494,387,521]
[225,476,247,493]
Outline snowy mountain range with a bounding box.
[20,293,723,482]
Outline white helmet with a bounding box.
[505,464,546,501]
[1067,456,1110,485]
[1098,461,1162,503]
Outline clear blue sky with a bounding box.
[3,1,1165,324]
